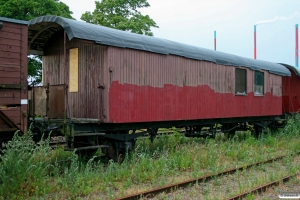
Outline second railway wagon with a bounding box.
[281,63,300,113]
[27,16,290,160]
[0,17,28,143]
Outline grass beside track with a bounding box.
[1,116,300,199]
[152,153,300,199]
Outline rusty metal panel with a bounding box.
[33,87,47,116]
[48,85,65,118]
[0,20,28,133]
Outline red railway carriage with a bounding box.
[28,16,290,123]
[0,15,295,161]
[281,64,300,113]
[107,49,284,123]
[0,17,28,137]
[26,16,291,160]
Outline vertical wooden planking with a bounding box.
[107,46,282,123]
[42,34,107,120]
[0,20,27,133]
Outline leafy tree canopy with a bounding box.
[0,0,73,20]
[81,0,158,36]
[0,0,73,85]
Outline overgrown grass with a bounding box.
[1,116,300,199]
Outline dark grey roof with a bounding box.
[0,16,28,25]
[29,15,291,76]
[279,63,299,76]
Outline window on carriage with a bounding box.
[235,68,247,95]
[254,71,264,96]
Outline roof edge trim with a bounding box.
[279,63,300,76]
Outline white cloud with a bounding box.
[256,12,299,25]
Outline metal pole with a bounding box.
[254,25,256,59]
[214,30,216,51]
[296,24,298,68]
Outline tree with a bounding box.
[81,0,158,36]
[0,0,73,21]
[0,0,74,84]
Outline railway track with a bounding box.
[117,151,300,200]
[227,173,299,200]
[49,141,66,149]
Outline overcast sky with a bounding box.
[60,0,300,66]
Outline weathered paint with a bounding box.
[40,32,283,124]
[0,20,28,133]
[107,47,282,123]
[108,83,281,123]
[42,32,108,120]
[282,68,300,113]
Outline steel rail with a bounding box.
[49,141,66,149]
[117,151,300,200]
[226,173,299,200]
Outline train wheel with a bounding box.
[268,121,278,133]
[252,125,267,138]
[74,136,98,161]
[252,125,259,138]
[31,127,43,143]
[76,149,98,161]
[103,140,135,163]
[103,140,125,163]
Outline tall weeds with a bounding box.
[0,116,300,199]
[0,133,53,198]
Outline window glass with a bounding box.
[235,68,247,95]
[254,71,264,95]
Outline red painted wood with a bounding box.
[0,57,21,65]
[2,22,24,29]
[0,31,22,40]
[0,66,20,71]
[2,116,20,124]
[1,109,20,116]
[0,44,20,53]
[20,25,28,133]
[0,26,21,34]
[108,81,282,123]
[0,51,21,60]
[0,21,27,133]
[0,38,21,46]
[0,91,21,98]
[282,69,300,113]
[0,98,20,105]
[0,77,20,84]
[0,71,20,78]
[42,37,107,120]
[1,109,21,125]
